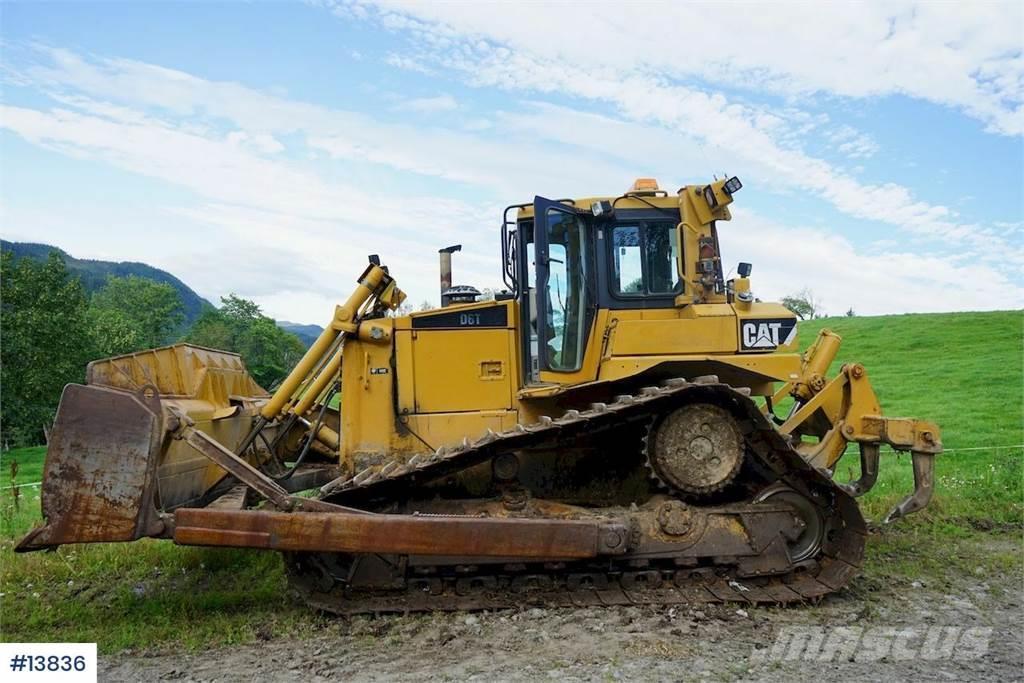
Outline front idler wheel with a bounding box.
[753,485,826,563]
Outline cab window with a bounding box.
[610,221,680,296]
[645,222,679,294]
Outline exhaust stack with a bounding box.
[439,244,461,307]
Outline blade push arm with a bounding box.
[236,262,405,465]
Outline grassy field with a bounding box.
[797,311,1023,529]
[1,309,1021,651]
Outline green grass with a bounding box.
[1,310,1021,651]
[0,447,316,650]
[795,311,1023,530]
[1,537,316,651]
[0,447,45,538]
[797,310,1022,450]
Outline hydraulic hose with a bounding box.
[274,383,338,482]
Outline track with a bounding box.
[286,376,867,614]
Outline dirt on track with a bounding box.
[101,550,1023,682]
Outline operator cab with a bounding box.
[502,179,726,385]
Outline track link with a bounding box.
[291,553,859,615]
[289,377,866,614]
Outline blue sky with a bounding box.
[2,0,1021,323]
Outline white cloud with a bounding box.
[384,53,434,75]
[2,43,1020,320]
[226,129,284,153]
[352,0,1024,136]
[226,130,285,154]
[462,117,492,131]
[0,97,503,320]
[722,208,1024,315]
[17,49,623,196]
[828,125,879,160]
[399,93,457,113]
[342,4,1023,270]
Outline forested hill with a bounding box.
[2,240,213,325]
[277,321,324,347]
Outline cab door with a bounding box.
[530,197,595,381]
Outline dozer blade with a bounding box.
[16,383,166,552]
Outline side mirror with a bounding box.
[738,262,752,277]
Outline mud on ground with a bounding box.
[101,548,1023,682]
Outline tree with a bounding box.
[781,288,822,320]
[89,275,184,355]
[845,307,856,317]
[88,306,145,357]
[1,251,95,446]
[188,303,233,350]
[187,294,305,389]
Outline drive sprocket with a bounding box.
[646,402,745,495]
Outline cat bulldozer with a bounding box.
[18,177,942,613]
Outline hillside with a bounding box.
[277,321,324,347]
[797,310,1023,450]
[2,240,322,340]
[2,240,213,325]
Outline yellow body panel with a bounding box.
[409,328,514,412]
[341,332,403,463]
[339,298,805,461]
[595,354,800,387]
[336,300,522,462]
[395,300,518,413]
[608,310,736,356]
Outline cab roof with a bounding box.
[515,179,683,220]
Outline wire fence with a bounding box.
[842,443,1023,456]
[1,482,42,492]
[2,445,1022,492]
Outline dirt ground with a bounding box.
[101,560,1023,682]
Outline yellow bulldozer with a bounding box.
[18,177,941,612]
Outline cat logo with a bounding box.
[740,319,798,351]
